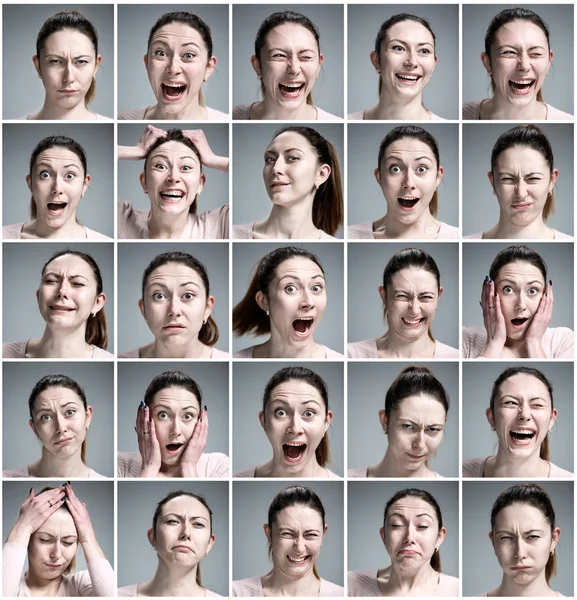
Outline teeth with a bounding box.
[161,192,183,198]
[288,555,307,563]
[397,75,419,81]
[512,430,535,434]
[284,442,305,446]
[281,82,303,88]
[163,83,185,88]
[403,319,421,324]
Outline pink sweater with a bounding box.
[234,344,343,359]
[462,456,573,478]
[118,346,229,359]
[233,223,336,240]
[118,583,222,596]
[2,222,110,240]
[3,465,107,479]
[2,341,113,359]
[348,466,444,478]
[117,451,229,478]
[234,465,341,478]
[233,104,342,121]
[232,575,344,596]
[348,338,459,358]
[3,542,114,597]
[348,570,459,596]
[462,100,573,120]
[347,221,459,239]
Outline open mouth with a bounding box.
[161,82,187,101]
[292,317,314,338]
[511,317,529,328]
[402,317,425,327]
[510,429,536,445]
[283,443,307,463]
[398,197,420,210]
[159,191,184,203]
[278,82,305,98]
[396,73,421,85]
[47,202,68,216]
[287,554,310,565]
[166,443,184,453]
[509,79,535,95]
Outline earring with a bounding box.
[266,310,270,316]
[90,312,96,318]
[377,69,381,74]
[81,193,85,198]
[491,426,496,431]
[546,71,550,77]
[550,550,554,556]
[144,189,148,194]
[203,77,207,83]
[86,425,90,431]
[202,319,207,325]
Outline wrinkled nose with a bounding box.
[514,179,528,199]
[412,429,426,449]
[517,52,531,72]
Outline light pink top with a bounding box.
[233,344,344,359]
[118,106,229,121]
[118,346,229,359]
[462,100,573,121]
[233,222,336,240]
[233,103,342,121]
[232,575,344,597]
[2,222,110,240]
[348,110,448,122]
[19,113,113,122]
[2,340,113,359]
[465,230,572,240]
[348,338,459,359]
[347,466,444,478]
[118,583,222,596]
[348,570,459,597]
[3,541,114,597]
[3,465,107,479]
[118,200,229,239]
[477,593,563,597]
[234,465,341,478]
[462,456,573,478]
[347,221,459,239]
[117,451,229,478]
[462,326,574,359]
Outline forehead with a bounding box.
[383,138,436,162]
[498,373,550,399]
[269,379,323,404]
[275,504,323,529]
[496,261,544,283]
[38,508,77,535]
[35,147,82,167]
[264,22,318,50]
[152,22,206,49]
[496,146,549,169]
[149,140,200,162]
[36,386,82,406]
[494,502,549,528]
[394,393,447,419]
[387,498,437,520]
[43,28,95,52]
[274,257,323,280]
[147,262,204,287]
[384,20,435,45]
[390,267,438,290]
[494,20,548,46]
[44,254,94,277]
[151,385,200,409]
[162,495,210,519]
[266,131,314,155]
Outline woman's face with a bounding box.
[140,140,205,217]
[265,505,327,578]
[490,503,560,585]
[33,29,101,110]
[260,379,332,474]
[139,262,214,347]
[252,23,323,109]
[487,373,557,459]
[145,22,215,114]
[37,254,105,331]
[375,137,443,225]
[381,267,442,342]
[27,147,90,229]
[483,20,553,107]
[256,257,327,347]
[489,146,557,227]
[263,131,330,208]
[381,394,446,474]
[493,261,545,341]
[28,509,77,580]
[381,497,445,570]
[374,20,437,100]
[150,495,215,567]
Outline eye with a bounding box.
[303,409,316,418]
[62,541,75,547]
[40,538,52,543]
[183,52,196,59]
[271,53,287,59]
[48,58,62,64]
[427,426,442,434]
[39,414,52,422]
[401,423,414,430]
[503,399,518,407]
[527,177,541,183]
[499,535,513,541]
[153,163,167,170]
[265,156,275,164]
[154,49,167,58]
[419,48,432,55]
[182,413,195,421]
[304,533,318,539]
[193,522,205,528]
[76,59,89,66]
[502,286,513,294]
[181,165,193,171]
[152,292,166,301]
[64,172,76,180]
[527,287,541,296]
[182,292,196,301]
[286,155,300,162]
[71,282,85,287]
[527,534,541,540]
[390,523,403,528]
[391,44,405,52]
[65,409,76,417]
[501,177,514,183]
[166,518,179,525]
[396,294,408,300]
[285,284,297,293]
[39,171,51,180]
[311,284,324,293]
[416,165,429,174]
[388,165,402,174]
[502,50,516,56]
[280,532,292,537]
[300,55,314,61]
[274,408,287,418]
[417,525,429,530]
[157,411,169,420]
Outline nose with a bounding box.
[403,48,418,68]
[167,296,182,317]
[179,520,192,540]
[272,156,286,176]
[299,288,315,309]
[166,54,183,74]
[517,51,531,71]
[514,293,527,311]
[404,525,417,544]
[407,297,421,316]
[514,537,528,560]
[49,541,63,560]
[517,402,532,421]
[288,413,304,434]
[293,535,306,553]
[412,429,426,449]
[514,179,528,199]
[166,164,181,183]
[286,55,300,75]
[54,413,68,434]
[56,278,72,298]
[62,60,74,83]
[401,169,416,190]
[52,175,64,194]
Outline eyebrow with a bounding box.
[498,171,544,177]
[152,39,202,50]
[498,44,546,51]
[277,274,325,283]
[500,395,548,402]
[389,511,433,519]
[45,53,93,60]
[164,512,208,522]
[278,527,321,534]
[150,152,199,162]
[498,278,543,286]
[147,281,201,290]
[153,404,198,412]
[496,528,545,534]
[43,272,89,280]
[37,532,78,539]
[270,398,323,407]
[394,288,436,294]
[268,47,316,54]
[388,38,434,48]
[384,155,434,163]
[399,418,444,427]
[36,162,80,169]
[266,148,305,155]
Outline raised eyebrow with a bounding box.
[498,278,543,286]
[180,281,201,288]
[388,38,434,48]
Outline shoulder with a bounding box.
[433,340,459,358]
[118,200,150,239]
[319,578,345,596]
[438,573,460,595]
[198,452,229,478]
[348,339,378,358]
[233,223,254,239]
[464,231,484,239]
[544,327,574,358]
[204,589,224,597]
[324,345,344,359]
[429,111,450,121]
[462,101,481,119]
[192,205,229,239]
[117,584,138,597]
[88,469,108,479]
[84,226,111,240]
[118,107,148,120]
[3,341,27,358]
[2,223,25,239]
[92,347,114,359]
[553,229,573,240]
[2,465,30,477]
[95,113,114,122]
[463,457,486,477]
[319,230,337,240]
[233,104,252,120]
[233,465,257,478]
[348,570,379,596]
[546,104,574,120]
[326,468,342,479]
[117,452,142,477]
[118,347,141,359]
[437,222,460,239]
[461,327,486,358]
[347,223,373,239]
[548,462,574,477]
[348,467,368,478]
[347,111,365,120]
[314,106,343,121]
[211,347,230,359]
[206,106,230,121]
[233,346,255,358]
[233,576,262,596]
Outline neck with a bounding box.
[159,461,184,478]
[483,95,546,120]
[147,98,207,121]
[264,455,325,478]
[503,335,528,355]
[35,327,92,358]
[377,449,432,478]
[388,563,438,594]
[256,98,316,120]
[263,566,320,596]
[29,216,85,239]
[378,330,435,358]
[494,215,551,239]
[31,449,88,478]
[377,212,439,239]
[265,333,322,359]
[145,559,203,597]
[26,568,63,597]
[497,570,555,597]
[492,447,547,477]
[260,201,319,239]
[373,88,428,120]
[152,337,208,359]
[148,208,190,239]
[35,98,93,120]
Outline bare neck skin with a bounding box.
[26,568,63,597]
[22,217,86,240]
[141,559,205,597]
[491,569,557,597]
[378,563,440,596]
[261,566,321,597]
[145,338,212,359]
[253,336,326,359]
[147,100,208,121]
[27,327,93,359]
[377,330,436,358]
[485,214,554,240]
[32,99,96,121]
[253,200,321,240]
[148,208,190,239]
[480,96,547,121]
[371,448,434,478]
[256,456,328,478]
[486,446,549,477]
[366,87,431,120]
[373,212,440,239]
[251,98,318,121]
[29,448,90,478]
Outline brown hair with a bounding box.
[262,366,331,467]
[377,125,441,216]
[489,366,554,461]
[41,250,108,350]
[488,244,547,285]
[144,370,203,412]
[141,251,218,346]
[36,11,99,106]
[233,246,325,336]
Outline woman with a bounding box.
[463,8,572,120]
[234,366,339,478]
[3,249,112,359]
[483,483,562,596]
[348,126,458,239]
[348,488,458,596]
[3,484,114,596]
[3,374,106,478]
[118,125,229,239]
[348,248,459,358]
[233,126,343,239]
[233,485,343,596]
[23,11,111,121]
[233,246,342,358]
[119,252,227,359]
[349,14,447,121]
[462,245,574,358]
[117,370,229,478]
[466,125,570,240]
[463,366,571,478]
[118,11,227,120]
[118,490,221,596]
[3,136,110,240]
[233,11,340,121]
[349,366,449,478]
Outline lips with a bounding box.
[402,317,425,327]
[58,89,79,95]
[50,304,76,313]
[511,202,532,210]
[166,443,184,454]
[161,82,187,101]
[278,81,305,98]
[509,79,535,95]
[396,73,421,85]
[287,554,310,564]
[55,437,73,446]
[397,549,420,556]
[173,545,193,552]
[47,202,68,216]
[283,442,307,463]
[509,428,536,446]
[163,323,186,331]
[511,565,532,571]
[159,189,185,203]
[292,317,314,338]
[45,562,64,569]
[406,452,426,460]
[270,181,290,190]
[511,317,529,328]
[398,197,420,210]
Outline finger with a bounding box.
[143,406,151,436]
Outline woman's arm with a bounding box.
[183,130,229,172]
[118,125,167,161]
[2,542,27,597]
[75,557,115,597]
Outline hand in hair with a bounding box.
[479,278,507,358]
[63,484,94,545]
[525,282,553,355]
[7,487,66,542]
[136,404,162,477]
[182,130,229,172]
[117,125,167,161]
[180,407,208,478]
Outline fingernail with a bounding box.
[61,483,66,487]
[149,418,152,423]
[489,279,493,285]
[484,275,489,282]
[62,497,66,502]
[144,405,149,411]
[494,292,497,297]
[29,487,33,493]
[139,401,144,408]
[199,418,203,422]
[204,405,207,411]
[549,279,552,286]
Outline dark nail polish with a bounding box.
[494,292,497,297]
[484,275,489,282]
[204,405,207,411]
[66,481,70,485]
[199,418,203,422]
[62,497,66,502]
[489,279,493,285]
[29,487,33,494]
[61,483,66,487]
[149,418,152,423]
[549,279,552,286]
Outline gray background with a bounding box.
[3,123,114,238]
[463,480,573,596]
[118,481,229,596]
[118,362,229,456]
[232,5,344,118]
[2,362,114,476]
[462,5,574,114]
[3,242,115,350]
[348,480,459,576]
[347,123,459,229]
[117,242,229,355]
[232,361,344,476]
[463,123,574,237]
[117,4,229,115]
[232,242,344,354]
[462,242,574,329]
[348,362,459,478]
[347,242,459,348]
[118,123,229,214]
[3,480,114,572]
[347,5,459,120]
[3,4,114,119]
[233,480,344,584]
[232,123,344,238]
[462,362,574,473]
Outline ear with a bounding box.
[370,50,380,72]
[551,526,561,551]
[138,298,146,321]
[259,411,265,429]
[204,56,217,81]
[435,166,444,188]
[481,52,491,75]
[203,294,215,323]
[436,526,447,547]
[488,171,495,192]
[147,528,156,549]
[94,54,102,75]
[29,418,39,439]
[378,285,386,304]
[318,53,324,69]
[33,55,41,78]
[250,55,262,78]
[255,290,269,314]
[36,288,40,305]
[263,523,271,544]
[315,164,331,188]
[324,410,333,432]
[196,172,206,197]
[139,171,147,194]
[205,532,216,555]
[85,405,93,429]
[437,285,443,301]
[143,53,148,69]
[379,526,386,545]
[488,531,494,546]
[82,174,91,196]
[548,50,554,66]
[374,167,381,187]
[378,409,388,432]
[549,408,558,429]
[322,523,328,537]
[486,407,495,430]
[549,168,559,193]
[26,174,33,193]
[92,292,106,315]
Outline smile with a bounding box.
[396,73,421,85]
[283,442,307,463]
[47,202,68,216]
[278,81,305,98]
[509,79,535,95]
[398,196,420,210]
[509,429,536,446]
[293,317,314,338]
[159,190,185,203]
[402,317,425,327]
[161,82,187,101]
[287,554,310,564]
